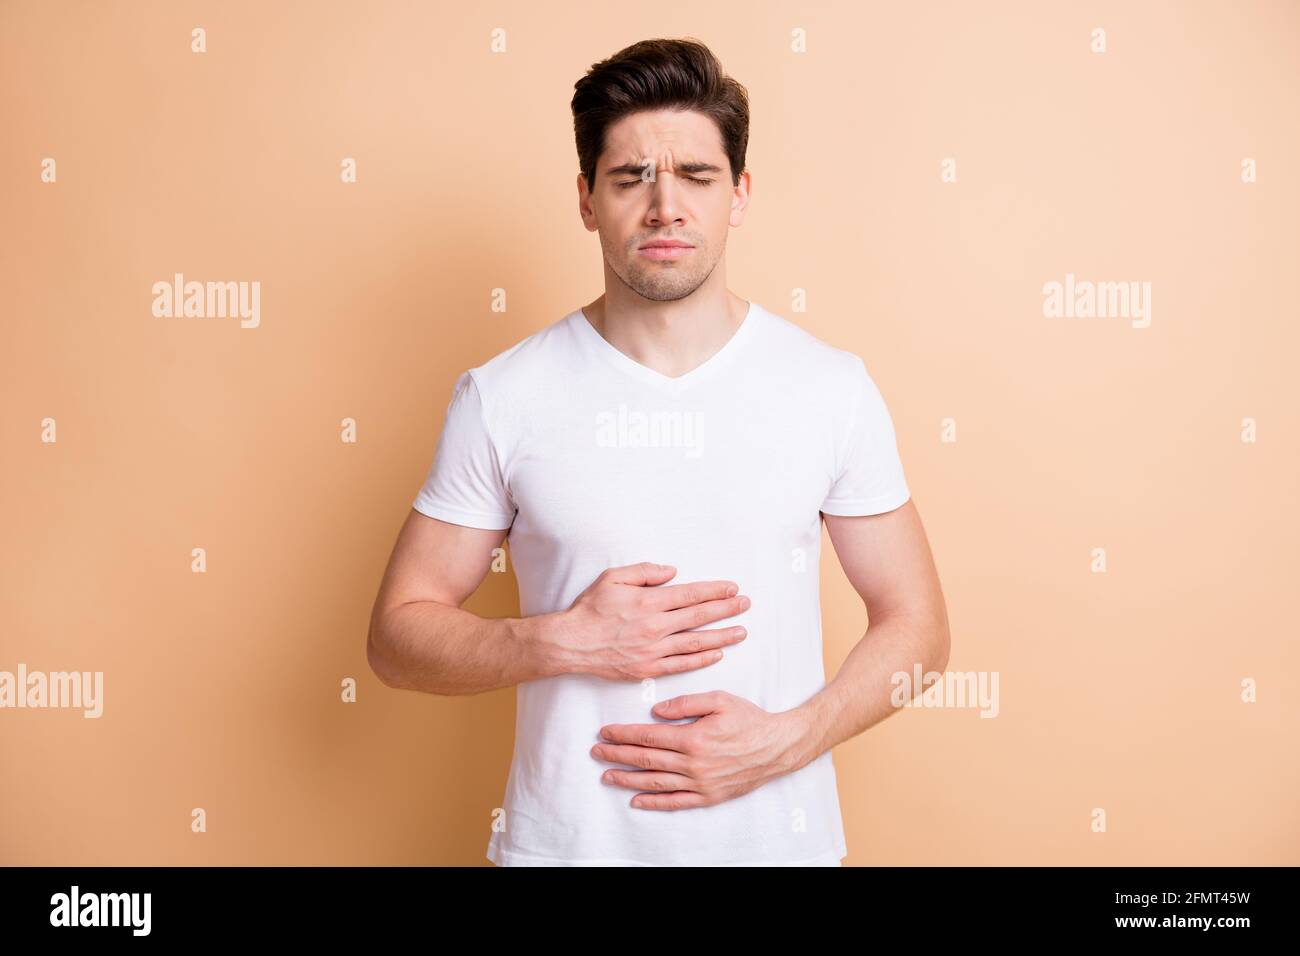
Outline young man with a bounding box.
[368,38,949,866]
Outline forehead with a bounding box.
[599,109,725,168]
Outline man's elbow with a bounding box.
[869,597,950,673]
[927,602,952,673]
[366,614,404,690]
[889,599,950,674]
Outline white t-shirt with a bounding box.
[412,300,911,866]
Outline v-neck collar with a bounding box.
[569,300,761,393]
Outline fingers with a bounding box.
[626,789,710,810]
[599,721,692,753]
[648,647,726,676]
[655,593,751,637]
[656,625,747,659]
[600,770,697,797]
[590,742,690,775]
[640,579,739,612]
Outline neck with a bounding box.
[582,289,750,380]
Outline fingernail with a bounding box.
[739,596,751,609]
[725,583,738,596]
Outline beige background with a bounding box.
[2,0,1296,865]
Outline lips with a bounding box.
[639,239,695,260]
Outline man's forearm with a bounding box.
[784,609,951,772]
[368,601,561,695]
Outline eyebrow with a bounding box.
[604,161,725,178]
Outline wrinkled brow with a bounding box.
[605,160,725,177]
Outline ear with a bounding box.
[729,168,751,227]
[577,170,599,232]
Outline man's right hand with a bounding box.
[541,562,750,681]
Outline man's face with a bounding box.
[578,108,749,303]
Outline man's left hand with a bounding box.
[591,691,812,809]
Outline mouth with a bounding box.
[639,241,695,260]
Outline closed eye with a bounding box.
[616,177,715,189]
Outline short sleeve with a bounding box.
[819,357,911,516]
[412,371,517,530]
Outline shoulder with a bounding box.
[751,303,875,393]
[455,311,580,405]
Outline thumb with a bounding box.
[653,692,720,719]
[608,561,676,587]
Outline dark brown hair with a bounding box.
[571,38,750,191]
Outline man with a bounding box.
[368,38,949,866]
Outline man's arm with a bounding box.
[367,509,551,695]
[787,499,951,769]
[367,509,751,696]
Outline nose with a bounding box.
[645,171,687,227]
